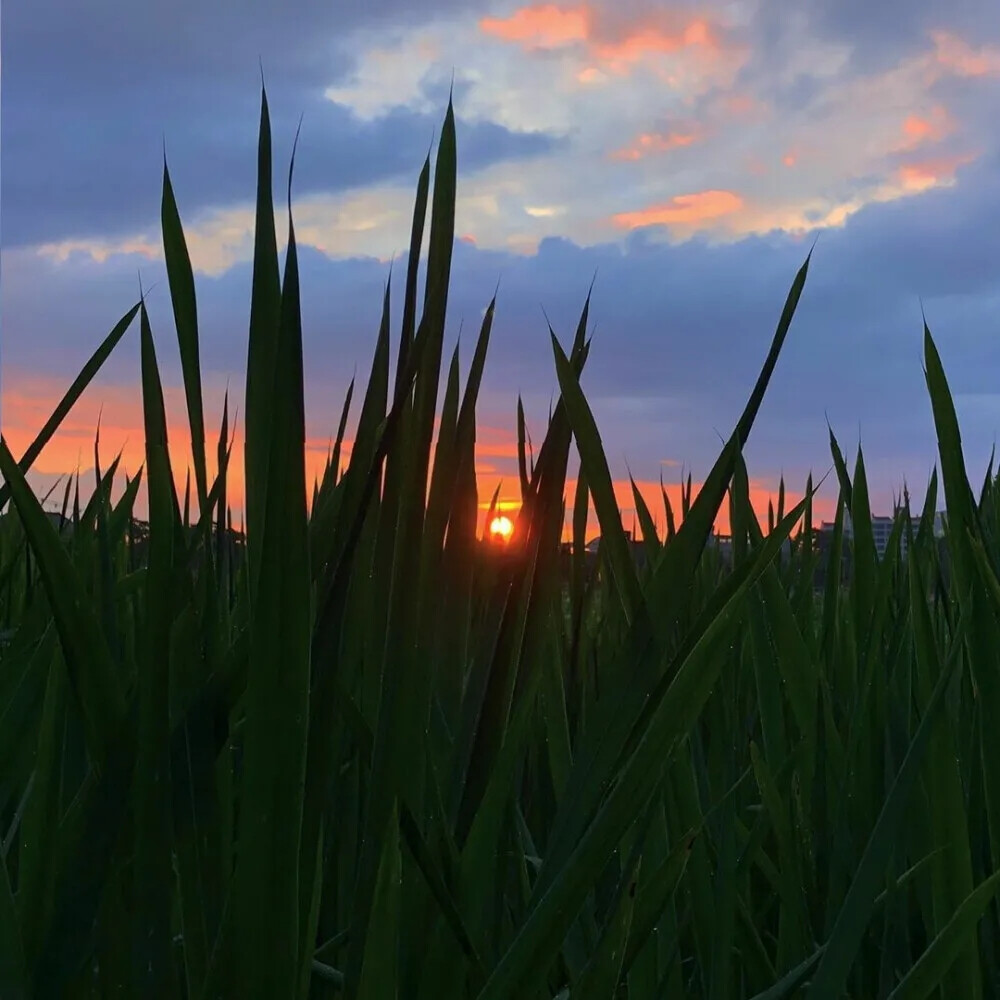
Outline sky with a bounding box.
[4,0,1000,533]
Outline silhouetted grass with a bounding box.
[1,88,999,1000]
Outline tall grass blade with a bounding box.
[231,128,312,999]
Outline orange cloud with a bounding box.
[480,4,589,49]
[481,5,729,78]
[610,129,700,161]
[612,189,743,229]
[725,93,760,116]
[897,152,976,192]
[896,105,954,151]
[592,18,718,71]
[930,30,1000,77]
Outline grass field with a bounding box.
[3,88,1000,999]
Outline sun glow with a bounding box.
[489,514,515,542]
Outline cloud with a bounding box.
[896,152,977,192]
[589,17,721,71]
[480,4,589,48]
[895,105,955,150]
[612,190,744,229]
[930,29,1000,77]
[2,0,554,250]
[610,129,701,161]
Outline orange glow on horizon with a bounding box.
[1,374,343,522]
[6,380,838,549]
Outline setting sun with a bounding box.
[489,514,515,542]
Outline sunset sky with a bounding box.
[4,0,1000,533]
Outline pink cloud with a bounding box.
[610,129,700,161]
[721,93,766,119]
[479,4,589,49]
[895,105,954,151]
[612,189,744,229]
[930,29,1000,77]
[897,152,976,192]
[481,4,735,77]
[591,17,719,71]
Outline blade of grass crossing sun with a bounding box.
[231,125,312,1000]
[477,499,810,1000]
[162,155,208,513]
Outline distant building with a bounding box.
[818,508,946,564]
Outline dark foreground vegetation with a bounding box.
[3,89,1000,1000]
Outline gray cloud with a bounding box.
[808,0,1000,71]
[1,0,554,247]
